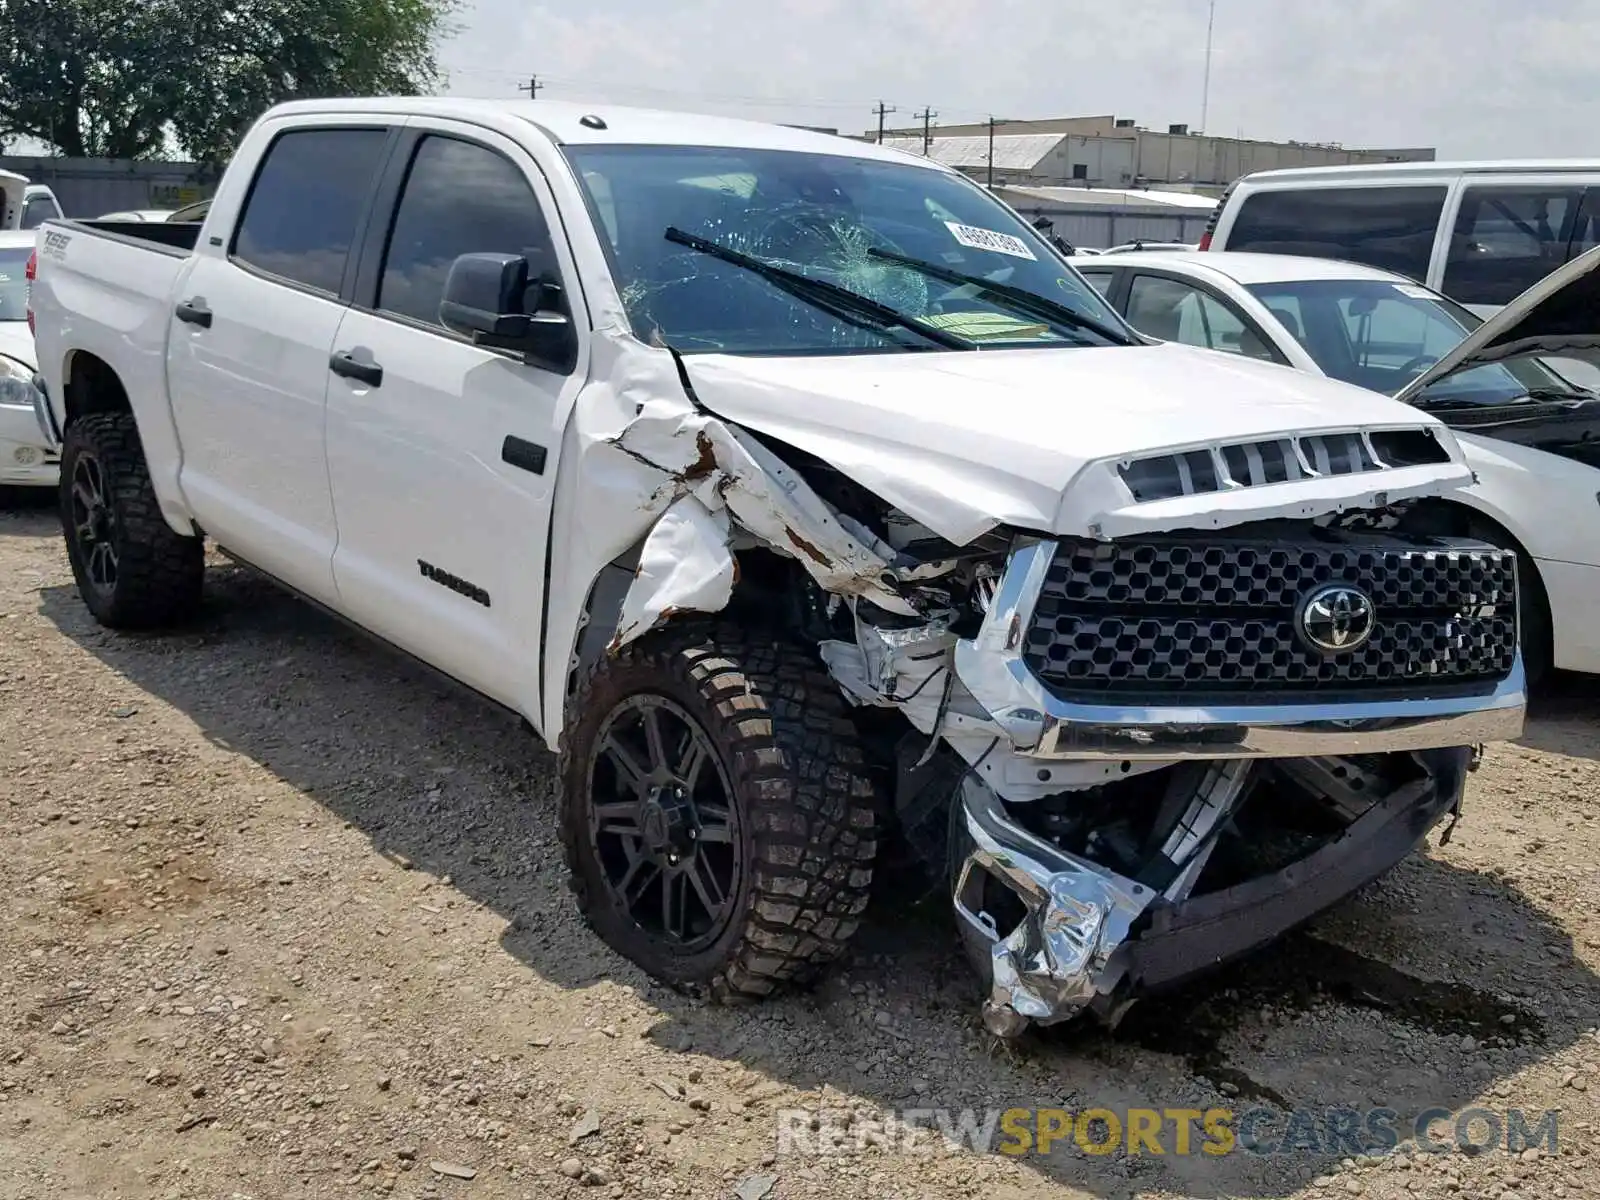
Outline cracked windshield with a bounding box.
[565,144,1129,354]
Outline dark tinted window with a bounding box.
[1442,185,1583,305]
[20,195,59,229]
[379,136,553,327]
[1225,185,1447,279]
[233,128,389,294]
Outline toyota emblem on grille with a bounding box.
[1297,584,1377,654]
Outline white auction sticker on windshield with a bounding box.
[944,221,1037,260]
[1393,283,1434,299]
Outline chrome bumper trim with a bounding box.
[952,775,1152,1036]
[954,537,1527,761]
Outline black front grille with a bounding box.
[1022,534,1518,702]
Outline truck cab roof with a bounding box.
[261,97,939,165]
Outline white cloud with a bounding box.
[440,0,1600,157]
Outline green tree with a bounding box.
[0,0,458,162]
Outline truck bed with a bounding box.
[30,217,201,524]
[55,218,203,256]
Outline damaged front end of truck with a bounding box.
[580,353,1526,1036]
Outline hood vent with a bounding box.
[1118,428,1449,503]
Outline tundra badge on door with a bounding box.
[417,560,491,608]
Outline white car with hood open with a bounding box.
[1076,246,1600,686]
[26,98,1525,1036]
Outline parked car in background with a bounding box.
[0,171,63,230]
[26,97,1525,1038]
[1202,160,1600,314]
[1201,160,1600,387]
[96,209,177,222]
[1077,247,1600,685]
[0,230,56,489]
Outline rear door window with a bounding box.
[1224,185,1447,280]
[232,127,390,295]
[1442,185,1585,305]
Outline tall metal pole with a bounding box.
[874,101,897,144]
[987,116,996,187]
[1200,0,1216,133]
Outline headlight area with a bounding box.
[0,354,42,409]
[0,354,58,475]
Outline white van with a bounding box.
[1203,160,1600,315]
[1202,160,1600,385]
[0,169,63,230]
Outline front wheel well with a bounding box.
[61,350,132,426]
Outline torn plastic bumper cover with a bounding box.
[953,747,1472,1037]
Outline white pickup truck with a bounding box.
[27,98,1526,1036]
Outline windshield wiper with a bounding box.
[1420,389,1593,412]
[865,246,1135,346]
[663,227,969,351]
[1521,386,1597,404]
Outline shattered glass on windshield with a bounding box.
[566,143,1125,355]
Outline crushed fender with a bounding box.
[609,497,735,651]
[606,398,916,650]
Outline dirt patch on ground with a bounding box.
[4,494,1600,1199]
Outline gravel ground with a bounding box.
[4,491,1600,1200]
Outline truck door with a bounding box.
[323,122,587,717]
[165,122,396,603]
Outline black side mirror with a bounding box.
[440,251,577,374]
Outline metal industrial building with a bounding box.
[995,185,1219,249]
[875,114,1435,191]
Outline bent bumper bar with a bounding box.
[954,537,1527,762]
[952,747,1470,1035]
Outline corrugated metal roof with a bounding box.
[999,185,1219,209]
[880,133,1066,171]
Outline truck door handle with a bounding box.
[174,299,212,328]
[329,351,383,387]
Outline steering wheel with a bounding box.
[1397,353,1440,375]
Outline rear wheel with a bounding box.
[60,413,203,629]
[559,625,877,1000]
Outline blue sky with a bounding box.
[439,0,1597,157]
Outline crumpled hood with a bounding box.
[1395,242,1600,404]
[681,341,1469,544]
[0,320,34,370]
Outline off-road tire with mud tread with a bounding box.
[558,624,877,1001]
[60,413,204,629]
